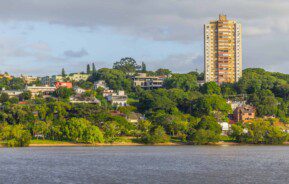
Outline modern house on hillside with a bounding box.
[1,88,23,98]
[106,90,128,106]
[132,73,167,89]
[233,105,255,122]
[25,85,56,98]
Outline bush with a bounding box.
[84,125,104,143]
[229,120,288,144]
[193,129,220,145]
[64,118,104,143]
[147,126,170,144]
[0,124,31,147]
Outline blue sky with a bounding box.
[0,21,200,76]
[1,0,289,76]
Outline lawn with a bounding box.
[220,135,236,142]
[30,139,73,144]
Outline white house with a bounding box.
[73,86,86,94]
[106,90,128,106]
[25,85,56,98]
[102,89,114,97]
[94,80,108,90]
[126,112,145,123]
[218,122,231,135]
[227,100,246,111]
[1,88,23,98]
[69,94,101,104]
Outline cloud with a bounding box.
[0,0,289,74]
[28,42,51,52]
[146,53,203,73]
[63,48,88,58]
[1,0,289,42]
[243,27,272,36]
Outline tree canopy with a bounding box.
[113,57,141,74]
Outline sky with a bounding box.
[0,0,289,76]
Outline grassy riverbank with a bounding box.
[2,136,288,147]
[4,140,289,147]
[0,139,238,147]
[28,138,185,147]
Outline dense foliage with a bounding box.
[1,64,289,147]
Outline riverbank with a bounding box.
[29,142,240,147]
[3,140,289,147]
[29,141,289,147]
[28,139,186,147]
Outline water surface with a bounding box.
[1,146,289,184]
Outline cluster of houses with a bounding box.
[0,78,130,107]
[94,80,128,106]
[218,100,258,135]
[12,72,170,106]
[39,73,90,86]
[4,72,275,137]
[18,73,90,86]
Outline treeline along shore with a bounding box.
[1,58,289,147]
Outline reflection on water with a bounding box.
[1,146,289,184]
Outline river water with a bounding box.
[1,146,289,184]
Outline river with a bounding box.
[1,146,289,183]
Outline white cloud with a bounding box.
[0,0,289,73]
[64,48,88,58]
[244,27,272,36]
[146,53,203,73]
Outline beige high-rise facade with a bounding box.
[204,14,242,84]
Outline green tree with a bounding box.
[137,120,151,137]
[103,121,121,142]
[141,62,147,73]
[148,126,170,144]
[92,68,133,91]
[54,87,73,99]
[201,82,221,95]
[33,121,49,139]
[248,90,278,116]
[221,83,237,97]
[113,57,140,74]
[92,63,97,75]
[19,91,32,101]
[155,68,172,76]
[61,68,66,77]
[163,73,198,91]
[64,118,103,143]
[191,116,221,144]
[192,94,231,117]
[230,124,244,142]
[265,126,288,144]
[9,97,19,104]
[0,92,9,103]
[87,64,91,74]
[84,125,104,143]
[0,124,31,147]
[138,89,177,113]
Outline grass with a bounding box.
[170,137,184,143]
[112,136,134,143]
[220,135,236,142]
[31,137,135,145]
[30,139,73,144]
[127,98,139,105]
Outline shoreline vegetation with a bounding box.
[4,141,289,148]
[3,138,289,148]
[1,62,289,147]
[0,141,239,147]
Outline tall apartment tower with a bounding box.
[204,14,242,84]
